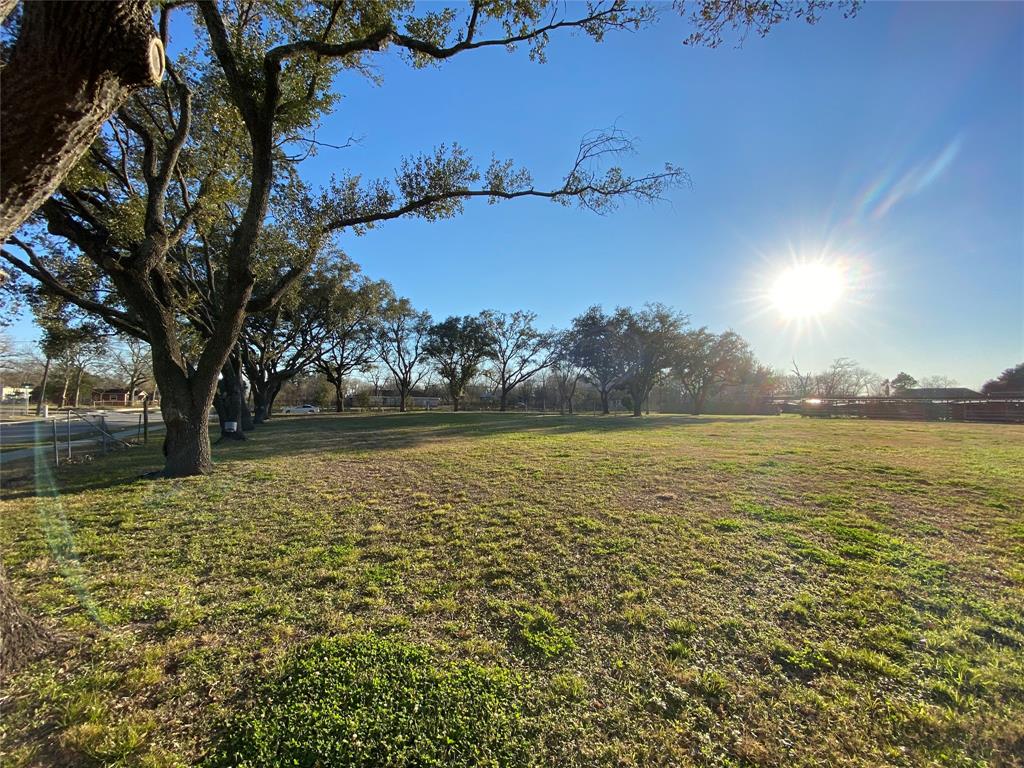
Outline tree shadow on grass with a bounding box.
[3,412,773,500]
[214,411,771,463]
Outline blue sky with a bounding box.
[310,0,1023,388]
[8,1,1023,388]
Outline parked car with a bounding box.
[281,404,321,415]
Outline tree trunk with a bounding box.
[452,396,460,412]
[239,395,254,431]
[0,1,164,242]
[629,384,644,417]
[36,356,51,415]
[252,385,270,423]
[163,408,213,476]
[59,370,70,408]
[128,375,141,404]
[334,379,344,412]
[214,364,246,440]
[692,390,706,416]
[238,376,254,431]
[73,366,84,408]
[600,390,610,415]
[0,564,51,680]
[161,383,213,477]
[499,390,508,412]
[267,383,282,417]
[251,375,283,424]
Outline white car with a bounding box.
[281,404,321,415]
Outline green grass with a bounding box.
[0,441,40,453]
[2,412,1023,767]
[205,635,531,768]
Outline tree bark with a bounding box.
[691,389,706,416]
[36,355,51,415]
[73,366,84,408]
[251,374,282,424]
[600,390,610,415]
[0,1,164,242]
[452,396,460,412]
[214,363,246,440]
[499,390,508,412]
[252,386,271,423]
[239,392,254,432]
[0,564,51,680]
[266,383,282,418]
[333,379,344,412]
[629,383,644,417]
[237,375,254,432]
[59,370,70,408]
[161,384,214,477]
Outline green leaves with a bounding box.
[206,635,533,768]
[396,143,478,220]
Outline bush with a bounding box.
[206,635,532,768]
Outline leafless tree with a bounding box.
[376,299,431,413]
[111,337,152,402]
[482,310,554,412]
[919,375,959,389]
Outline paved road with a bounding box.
[0,409,164,445]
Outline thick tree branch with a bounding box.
[1,242,147,339]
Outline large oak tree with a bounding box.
[424,314,493,412]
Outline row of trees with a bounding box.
[2,332,152,411]
[782,358,967,399]
[230,289,763,420]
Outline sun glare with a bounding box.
[770,262,845,319]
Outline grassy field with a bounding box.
[1,413,1022,767]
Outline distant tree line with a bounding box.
[207,276,768,422]
[778,359,981,400]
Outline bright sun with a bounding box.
[770,262,845,319]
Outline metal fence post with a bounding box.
[67,410,72,460]
[52,419,59,466]
[143,398,149,444]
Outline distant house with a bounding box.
[899,387,981,400]
[91,388,148,406]
[2,385,32,402]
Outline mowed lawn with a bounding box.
[2,413,1023,767]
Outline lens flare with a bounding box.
[770,262,845,319]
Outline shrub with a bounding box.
[205,635,532,768]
